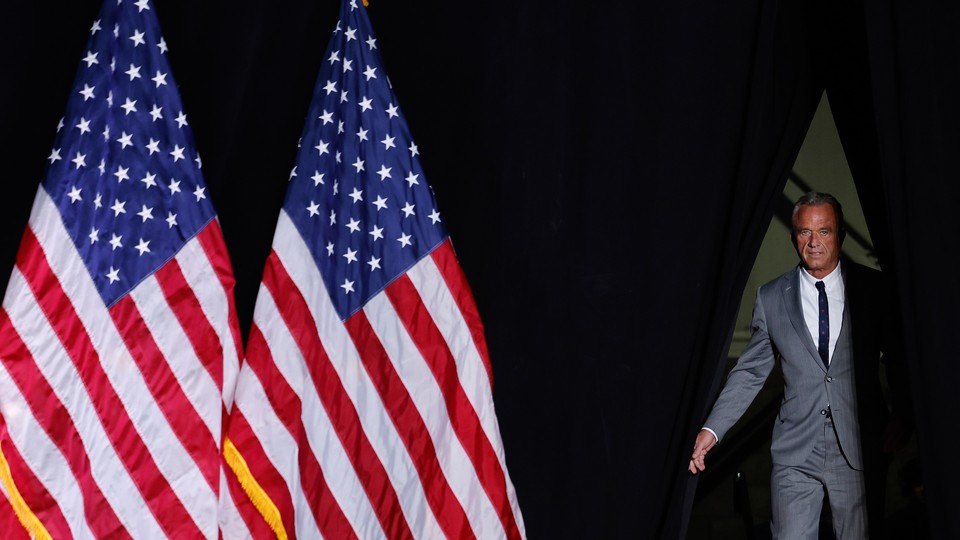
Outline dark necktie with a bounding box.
[816,281,829,369]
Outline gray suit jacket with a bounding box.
[704,263,898,470]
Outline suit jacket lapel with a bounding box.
[781,266,827,372]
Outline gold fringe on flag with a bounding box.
[0,442,52,540]
[223,437,289,540]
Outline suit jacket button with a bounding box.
[826,376,833,382]
[820,409,827,415]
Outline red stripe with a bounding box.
[246,324,357,540]
[0,309,128,539]
[195,222,244,389]
[154,257,224,393]
[261,251,414,540]
[386,274,523,540]
[430,240,494,388]
[109,295,219,491]
[345,310,475,539]
[0,420,69,539]
[226,408,296,537]
[15,229,202,537]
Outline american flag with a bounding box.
[0,0,240,538]
[219,0,526,538]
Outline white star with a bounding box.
[135,0,150,12]
[372,195,388,211]
[135,238,151,255]
[319,109,334,124]
[140,172,157,189]
[352,157,365,173]
[336,150,342,163]
[170,145,185,162]
[166,212,178,228]
[357,127,368,142]
[333,181,339,195]
[323,80,337,95]
[397,232,413,248]
[326,242,335,256]
[338,120,345,133]
[114,165,130,183]
[377,165,392,181]
[349,187,363,203]
[137,205,154,222]
[56,117,64,132]
[175,111,188,128]
[75,117,91,134]
[129,30,146,47]
[346,217,361,233]
[149,104,163,121]
[88,227,99,244]
[47,148,61,163]
[306,201,320,216]
[367,256,381,271]
[386,103,399,118]
[116,131,133,149]
[401,202,416,217]
[109,233,123,250]
[98,159,106,175]
[113,24,119,38]
[341,279,355,294]
[314,140,329,156]
[405,172,419,187]
[67,186,82,203]
[289,166,297,180]
[195,155,202,168]
[158,38,168,54]
[193,186,206,201]
[328,50,341,64]
[343,248,358,264]
[311,171,325,186]
[329,209,337,225]
[94,193,102,208]
[363,65,377,81]
[146,138,160,155]
[90,19,101,35]
[106,90,113,107]
[366,36,377,50]
[381,134,396,150]
[169,178,181,194]
[409,142,419,156]
[125,63,142,80]
[71,152,87,169]
[79,84,95,101]
[340,90,349,103]
[106,267,120,284]
[428,209,441,224]
[342,59,353,73]
[369,225,384,241]
[102,124,110,141]
[111,199,127,216]
[82,51,99,67]
[151,70,167,87]
[345,26,357,41]
[121,97,138,115]
[359,96,373,112]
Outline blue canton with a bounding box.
[43,0,216,306]
[284,0,448,320]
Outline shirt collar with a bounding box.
[799,261,843,290]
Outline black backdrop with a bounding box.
[4,0,960,538]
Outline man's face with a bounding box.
[792,204,841,279]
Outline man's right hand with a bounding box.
[688,429,718,474]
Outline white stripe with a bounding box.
[272,210,440,535]
[2,268,164,539]
[409,254,525,533]
[175,236,241,411]
[232,359,322,539]
[364,292,501,539]
[128,274,221,442]
[253,285,382,540]
[26,188,219,537]
[217,468,254,540]
[0,360,96,540]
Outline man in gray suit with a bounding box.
[688,192,910,539]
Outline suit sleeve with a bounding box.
[703,289,778,442]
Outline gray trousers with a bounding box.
[770,417,867,540]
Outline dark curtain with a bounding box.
[863,1,960,538]
[2,0,958,538]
